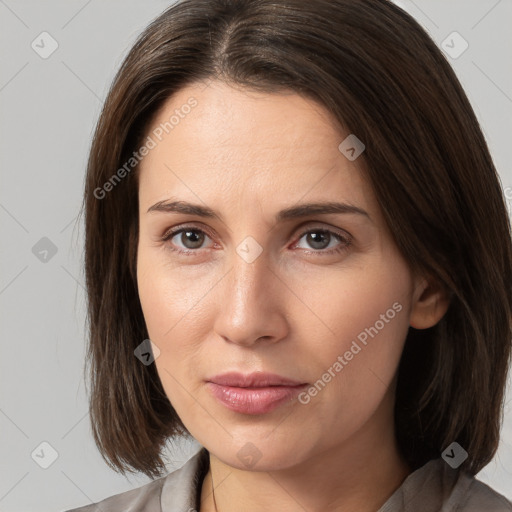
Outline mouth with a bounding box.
[205,371,308,415]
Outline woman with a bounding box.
[66,0,512,510]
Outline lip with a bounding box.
[205,372,308,415]
[207,371,306,388]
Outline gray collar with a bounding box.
[161,447,209,511]
[158,449,512,512]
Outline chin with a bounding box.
[202,433,312,472]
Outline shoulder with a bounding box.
[379,458,512,512]
[457,473,512,511]
[62,447,209,512]
[62,476,165,512]
[420,458,512,511]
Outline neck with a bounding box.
[200,395,411,512]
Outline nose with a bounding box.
[212,244,289,347]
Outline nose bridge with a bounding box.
[227,195,271,300]
[230,237,271,310]
[213,234,288,346]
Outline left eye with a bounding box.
[294,229,350,253]
[161,227,351,255]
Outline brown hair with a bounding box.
[79,0,512,478]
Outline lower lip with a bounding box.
[206,382,308,415]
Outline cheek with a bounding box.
[137,252,219,407]
[295,255,412,405]
[138,271,202,416]
[305,258,410,346]
[137,248,215,342]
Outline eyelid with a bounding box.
[160,221,352,253]
[161,221,351,240]
[161,223,215,242]
[294,222,352,241]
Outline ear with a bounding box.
[409,274,451,329]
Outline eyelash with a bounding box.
[160,224,352,257]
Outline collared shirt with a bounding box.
[64,447,512,512]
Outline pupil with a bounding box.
[183,230,203,248]
[308,231,329,249]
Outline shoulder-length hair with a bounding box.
[79,0,512,478]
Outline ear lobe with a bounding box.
[409,275,451,329]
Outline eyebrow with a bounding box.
[147,199,371,223]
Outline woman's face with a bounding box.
[136,80,429,470]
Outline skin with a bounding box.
[136,80,450,512]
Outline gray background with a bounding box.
[0,1,511,511]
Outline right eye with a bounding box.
[161,226,215,254]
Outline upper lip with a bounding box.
[207,372,306,388]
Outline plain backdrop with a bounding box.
[0,1,511,511]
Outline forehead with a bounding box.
[137,80,375,216]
